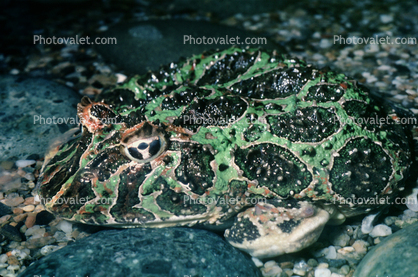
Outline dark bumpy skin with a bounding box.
[37,47,416,258]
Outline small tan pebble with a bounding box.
[0,192,4,200]
[374,237,381,244]
[6,252,12,257]
[28,181,35,189]
[26,237,57,249]
[0,215,11,224]
[13,208,23,215]
[9,222,18,227]
[352,240,369,254]
[1,197,24,207]
[264,260,278,268]
[17,168,27,177]
[34,204,44,212]
[280,261,294,269]
[337,246,355,254]
[25,214,37,229]
[317,263,329,269]
[7,256,19,265]
[22,205,35,212]
[13,213,28,223]
[0,161,14,170]
[82,86,102,96]
[71,229,80,239]
[58,242,68,247]
[23,197,36,205]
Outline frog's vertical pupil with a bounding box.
[149,139,161,156]
[128,147,143,160]
[138,142,148,150]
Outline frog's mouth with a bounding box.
[225,204,330,259]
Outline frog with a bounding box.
[37,47,417,259]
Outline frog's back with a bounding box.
[39,47,415,227]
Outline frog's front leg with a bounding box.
[224,199,329,258]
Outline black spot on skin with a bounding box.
[219,164,229,171]
[329,138,392,199]
[267,107,339,142]
[225,217,260,244]
[234,143,312,197]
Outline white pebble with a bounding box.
[40,245,61,256]
[330,273,345,277]
[315,268,331,277]
[361,213,379,234]
[25,225,45,239]
[325,246,337,259]
[56,220,73,234]
[369,224,392,237]
[116,73,127,83]
[251,257,263,267]
[380,14,393,23]
[0,254,8,264]
[319,39,332,49]
[9,69,19,75]
[15,160,36,168]
[261,265,282,277]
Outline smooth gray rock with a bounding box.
[19,227,262,277]
[0,75,80,161]
[354,222,418,277]
[95,19,281,75]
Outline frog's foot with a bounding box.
[224,199,329,259]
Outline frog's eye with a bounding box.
[121,122,167,163]
[124,136,165,163]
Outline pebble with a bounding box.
[40,245,61,256]
[369,224,392,237]
[380,14,393,23]
[25,225,46,239]
[25,236,57,249]
[15,160,36,168]
[0,203,12,217]
[1,197,24,207]
[56,220,73,234]
[22,205,35,212]
[0,225,22,242]
[25,214,37,229]
[352,240,369,254]
[315,268,331,277]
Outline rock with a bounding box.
[369,224,392,237]
[15,160,36,168]
[352,240,369,254]
[1,196,24,207]
[354,222,418,277]
[315,268,331,277]
[18,228,262,277]
[0,203,12,217]
[0,224,22,242]
[35,210,55,226]
[0,75,80,160]
[25,236,57,249]
[95,20,280,75]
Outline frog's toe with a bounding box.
[224,200,329,259]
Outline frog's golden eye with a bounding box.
[120,122,167,163]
